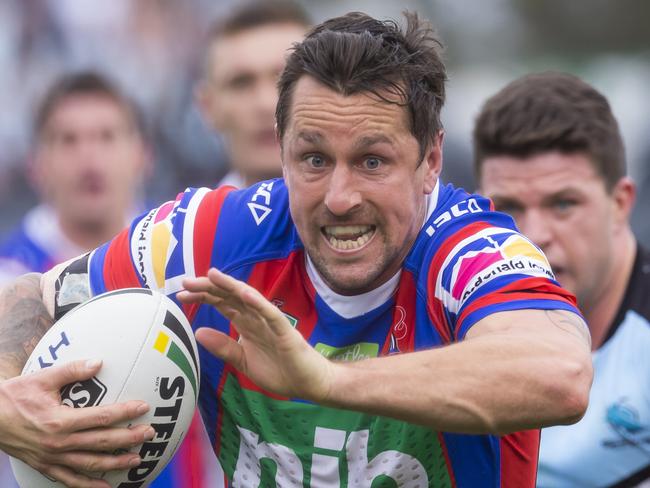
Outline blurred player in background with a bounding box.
[0,71,149,285]
[474,71,650,487]
[0,71,150,487]
[0,72,216,488]
[195,0,310,188]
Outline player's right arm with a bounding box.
[0,270,155,488]
[0,185,226,487]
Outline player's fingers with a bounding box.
[35,463,111,488]
[56,424,155,452]
[207,267,241,294]
[239,288,294,335]
[195,327,244,369]
[57,400,150,432]
[37,359,103,390]
[182,274,233,300]
[53,450,144,474]
[181,276,216,293]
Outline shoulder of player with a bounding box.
[407,184,515,269]
[201,179,299,267]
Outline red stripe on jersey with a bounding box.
[500,429,540,488]
[222,251,318,396]
[247,250,318,341]
[184,187,233,321]
[438,432,458,488]
[381,270,418,354]
[427,294,452,344]
[193,187,233,277]
[455,277,578,335]
[102,228,141,290]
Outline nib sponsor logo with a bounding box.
[218,376,452,487]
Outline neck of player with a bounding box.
[583,227,636,350]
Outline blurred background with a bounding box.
[0,0,648,243]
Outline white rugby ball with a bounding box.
[10,288,200,487]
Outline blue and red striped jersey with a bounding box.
[86,179,579,487]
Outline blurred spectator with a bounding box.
[473,72,650,487]
[0,0,229,234]
[0,70,221,488]
[195,0,310,187]
[0,70,150,486]
[0,71,149,284]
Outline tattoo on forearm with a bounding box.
[544,309,592,347]
[0,273,53,379]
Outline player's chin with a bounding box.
[323,263,383,295]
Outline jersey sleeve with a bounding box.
[87,186,234,297]
[425,195,580,341]
[43,186,234,321]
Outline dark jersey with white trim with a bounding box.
[538,245,650,488]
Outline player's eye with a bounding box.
[551,199,577,215]
[306,155,326,168]
[363,157,382,170]
[229,73,255,91]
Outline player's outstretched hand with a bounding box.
[179,267,334,402]
[0,359,154,488]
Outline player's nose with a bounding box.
[323,164,362,216]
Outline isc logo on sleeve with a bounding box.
[248,181,274,225]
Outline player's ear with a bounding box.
[423,131,444,194]
[611,176,636,225]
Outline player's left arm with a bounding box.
[321,307,592,434]
[183,268,593,435]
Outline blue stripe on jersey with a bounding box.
[88,242,110,295]
[166,212,187,280]
[193,264,256,448]
[165,190,198,280]
[443,431,500,487]
[457,299,581,339]
[412,299,452,350]
[211,180,299,272]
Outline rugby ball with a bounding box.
[10,288,200,487]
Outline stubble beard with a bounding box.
[307,235,403,296]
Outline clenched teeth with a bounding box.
[323,225,375,250]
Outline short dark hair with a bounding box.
[35,70,145,140]
[473,71,625,191]
[209,0,310,39]
[202,0,310,77]
[276,11,447,162]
